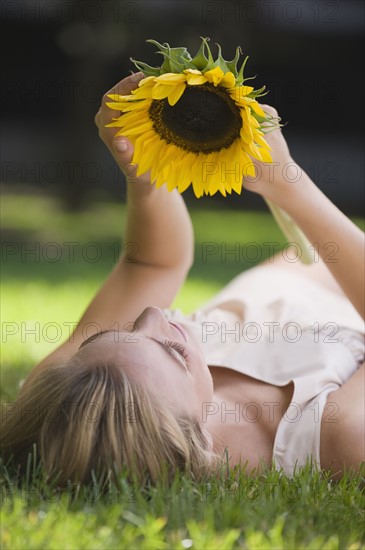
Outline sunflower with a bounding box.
[106,38,280,198]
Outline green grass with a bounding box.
[1,192,364,549]
[1,466,364,549]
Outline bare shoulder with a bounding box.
[320,362,365,477]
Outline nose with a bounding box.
[133,306,169,335]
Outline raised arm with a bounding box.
[97,73,194,271]
[243,105,365,320]
[33,74,194,370]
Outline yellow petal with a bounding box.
[107,94,128,101]
[257,148,273,163]
[243,98,266,117]
[121,99,152,112]
[184,68,207,86]
[219,142,242,192]
[200,153,215,195]
[245,140,263,161]
[122,120,153,136]
[254,132,272,150]
[135,153,152,177]
[105,102,125,111]
[166,173,179,192]
[159,144,181,171]
[133,130,155,161]
[240,110,254,142]
[203,66,225,86]
[155,73,187,84]
[131,86,155,100]
[167,83,186,106]
[119,110,149,126]
[186,73,207,86]
[240,125,254,144]
[240,150,256,178]
[216,148,233,196]
[191,156,204,198]
[150,141,167,183]
[248,115,260,129]
[155,165,170,188]
[221,72,236,88]
[177,156,193,193]
[184,69,203,75]
[133,133,149,165]
[142,137,164,174]
[151,83,171,100]
[138,76,156,87]
[105,119,124,128]
[232,86,254,103]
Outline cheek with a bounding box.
[192,362,214,403]
[151,372,192,411]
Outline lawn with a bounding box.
[1,191,364,549]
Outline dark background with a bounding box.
[1,0,364,213]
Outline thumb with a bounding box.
[112,137,140,181]
[112,137,134,163]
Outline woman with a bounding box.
[1,74,364,486]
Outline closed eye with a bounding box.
[163,341,190,372]
[163,339,189,361]
[150,338,190,372]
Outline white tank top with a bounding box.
[163,266,364,473]
[164,265,364,388]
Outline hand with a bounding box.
[242,104,306,209]
[95,73,153,188]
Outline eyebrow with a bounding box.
[79,330,115,349]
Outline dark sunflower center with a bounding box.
[149,83,242,153]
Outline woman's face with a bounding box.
[75,306,214,419]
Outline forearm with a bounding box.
[123,181,194,270]
[241,104,364,318]
[279,170,365,319]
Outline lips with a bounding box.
[169,321,188,342]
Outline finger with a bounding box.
[112,137,133,161]
[111,137,150,185]
[106,71,145,98]
[98,72,145,128]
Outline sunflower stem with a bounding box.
[265,199,313,264]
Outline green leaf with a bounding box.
[191,37,209,70]
[130,58,161,77]
[146,39,170,55]
[214,43,230,73]
[201,37,215,72]
[169,46,191,60]
[225,46,242,76]
[249,85,267,98]
[236,55,249,86]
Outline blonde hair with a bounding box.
[0,357,216,486]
